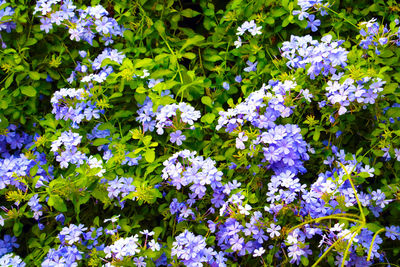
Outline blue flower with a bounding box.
[244,60,258,72]
[223,82,230,90]
[306,15,321,32]
[170,130,186,146]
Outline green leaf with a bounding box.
[133,58,153,69]
[92,138,110,146]
[25,38,37,46]
[382,83,398,94]
[201,113,215,124]
[5,74,14,89]
[201,96,213,107]
[13,221,23,237]
[366,223,382,232]
[20,85,36,97]
[180,35,205,52]
[182,52,196,60]
[145,149,155,163]
[300,256,309,266]
[379,50,394,58]
[30,164,39,177]
[181,8,200,18]
[265,17,275,25]
[154,20,166,36]
[387,107,400,118]
[48,195,67,212]
[313,129,320,142]
[113,110,134,118]
[282,0,289,10]
[123,30,134,43]
[29,71,41,80]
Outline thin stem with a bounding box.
[341,224,364,267]
[312,229,354,267]
[326,7,359,29]
[339,162,366,222]
[367,228,386,261]
[287,214,363,234]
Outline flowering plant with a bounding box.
[0,0,400,266]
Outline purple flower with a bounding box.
[170,130,186,146]
[244,60,258,72]
[306,15,321,32]
[223,82,230,90]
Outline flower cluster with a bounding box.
[106,176,136,208]
[293,0,329,32]
[51,88,102,128]
[217,80,310,175]
[0,126,53,190]
[0,235,19,257]
[104,235,141,260]
[51,130,86,168]
[171,230,222,266]
[136,90,174,132]
[0,253,25,267]
[70,48,125,85]
[155,103,201,145]
[323,76,386,115]
[281,35,349,79]
[42,245,83,266]
[162,150,224,200]
[34,1,124,45]
[234,20,262,48]
[357,18,400,54]
[265,146,400,265]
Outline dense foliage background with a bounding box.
[1,0,400,266]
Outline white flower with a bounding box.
[234,37,242,48]
[148,239,161,251]
[253,247,265,257]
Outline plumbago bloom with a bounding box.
[171,230,222,266]
[234,20,262,48]
[263,146,400,265]
[42,222,152,266]
[155,102,201,143]
[292,0,330,29]
[136,90,174,132]
[324,76,386,115]
[34,0,124,45]
[162,150,224,200]
[106,176,136,208]
[281,35,349,79]
[0,253,25,267]
[51,88,103,128]
[216,79,310,175]
[70,48,125,86]
[0,125,53,190]
[51,130,86,168]
[358,18,400,54]
[104,235,141,260]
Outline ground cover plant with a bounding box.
[1,0,400,266]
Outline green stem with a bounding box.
[312,229,354,267]
[339,163,366,222]
[341,224,364,267]
[367,228,386,261]
[326,7,359,29]
[287,214,363,234]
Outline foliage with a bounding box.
[1,0,400,266]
